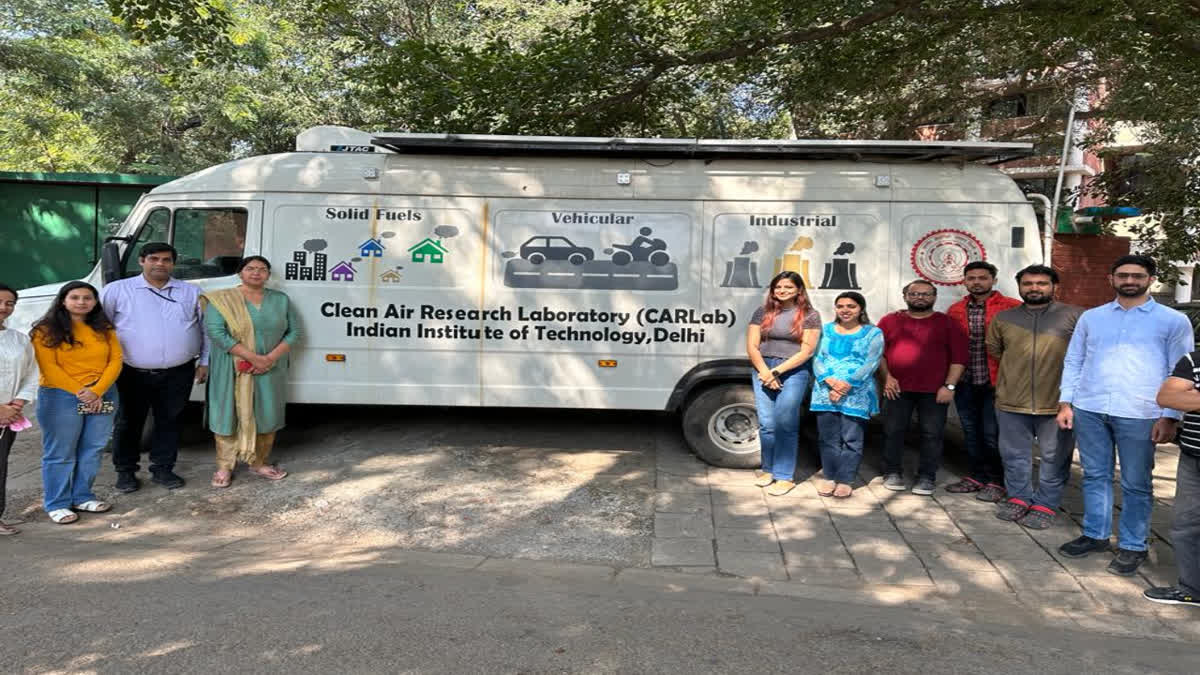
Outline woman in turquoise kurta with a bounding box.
[811,292,883,498]
[203,256,301,488]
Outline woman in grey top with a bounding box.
[747,271,822,496]
[0,283,40,535]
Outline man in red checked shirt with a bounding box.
[944,261,1020,501]
[877,279,968,496]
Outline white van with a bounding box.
[10,127,1042,467]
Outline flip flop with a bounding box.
[211,470,233,488]
[73,500,112,513]
[0,522,19,535]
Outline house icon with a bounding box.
[380,269,402,283]
[330,261,356,282]
[358,238,385,257]
[408,238,448,264]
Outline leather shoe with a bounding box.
[150,470,185,489]
[115,472,140,493]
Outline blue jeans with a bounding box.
[753,357,811,481]
[1073,407,1156,551]
[816,412,867,484]
[996,410,1074,508]
[955,383,1002,484]
[37,386,118,512]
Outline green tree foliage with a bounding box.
[3,0,1198,274]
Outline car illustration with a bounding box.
[519,236,595,265]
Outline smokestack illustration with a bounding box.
[819,241,861,290]
[721,241,761,288]
[774,236,814,288]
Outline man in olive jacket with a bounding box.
[986,264,1084,529]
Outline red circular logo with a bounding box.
[910,229,987,285]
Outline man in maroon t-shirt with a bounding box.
[877,280,968,495]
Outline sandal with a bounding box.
[753,472,775,488]
[211,470,233,488]
[766,480,796,496]
[48,509,78,524]
[817,481,836,497]
[833,483,854,498]
[0,522,19,536]
[73,500,111,513]
[248,464,288,481]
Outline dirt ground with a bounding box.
[3,405,660,566]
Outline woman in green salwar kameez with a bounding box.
[202,256,301,488]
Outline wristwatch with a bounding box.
[944,383,957,391]
[770,369,781,379]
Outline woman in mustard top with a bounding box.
[31,282,123,524]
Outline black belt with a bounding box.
[126,361,195,375]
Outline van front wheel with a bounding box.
[681,384,760,468]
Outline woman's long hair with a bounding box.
[31,281,113,348]
[834,291,871,325]
[759,271,810,337]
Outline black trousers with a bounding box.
[0,428,14,518]
[883,391,949,480]
[112,362,195,473]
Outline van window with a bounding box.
[123,208,171,278]
[172,208,248,280]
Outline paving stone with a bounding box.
[716,528,781,553]
[992,562,1084,593]
[780,480,821,499]
[817,490,880,509]
[828,508,898,532]
[656,471,709,491]
[780,540,857,569]
[928,567,1012,595]
[972,533,1055,560]
[1078,575,1160,616]
[1015,590,1102,612]
[880,496,951,518]
[892,515,963,537]
[784,566,864,588]
[717,551,788,580]
[712,501,770,529]
[840,531,914,559]
[913,545,994,572]
[706,467,754,485]
[654,491,710,514]
[651,538,715,567]
[855,559,933,586]
[768,511,835,533]
[710,484,767,504]
[654,512,714,539]
[951,514,1027,535]
[766,498,831,517]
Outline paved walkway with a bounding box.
[650,424,1195,639]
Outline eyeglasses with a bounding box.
[906,291,936,298]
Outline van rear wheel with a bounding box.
[681,383,760,468]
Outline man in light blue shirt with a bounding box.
[1056,254,1194,576]
[101,243,209,492]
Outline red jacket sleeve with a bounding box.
[947,314,968,366]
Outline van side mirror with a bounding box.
[101,240,123,285]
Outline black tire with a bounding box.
[648,250,670,266]
[528,252,546,265]
[612,250,632,266]
[568,252,587,265]
[681,383,760,468]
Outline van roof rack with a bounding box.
[369,133,1033,164]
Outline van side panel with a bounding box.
[265,194,485,406]
[479,199,705,409]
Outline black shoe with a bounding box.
[115,472,140,493]
[1143,586,1200,606]
[150,470,185,489]
[1108,548,1148,576]
[1059,535,1110,558]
